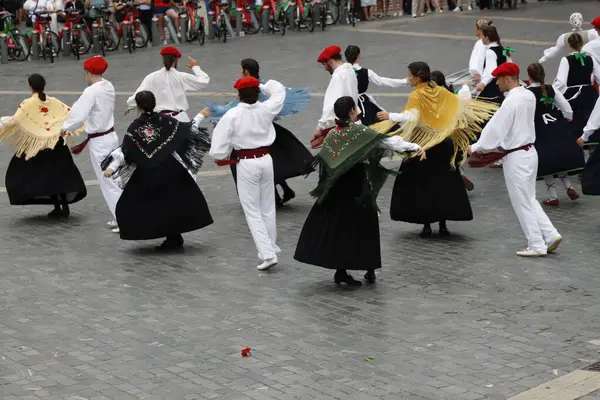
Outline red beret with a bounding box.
[83,56,108,75]
[317,45,341,63]
[492,62,520,77]
[591,16,600,27]
[160,46,182,58]
[234,77,261,90]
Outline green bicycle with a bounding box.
[0,12,31,61]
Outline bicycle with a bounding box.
[312,0,327,30]
[0,13,30,61]
[30,12,61,63]
[182,0,205,45]
[235,0,260,35]
[208,0,231,43]
[258,0,285,35]
[119,2,150,53]
[344,0,356,26]
[291,0,314,32]
[58,9,91,59]
[89,6,119,55]
[320,0,338,25]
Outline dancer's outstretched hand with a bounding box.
[187,56,199,69]
[417,146,426,161]
[577,137,585,148]
[200,108,211,118]
[376,111,389,121]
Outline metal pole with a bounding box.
[31,30,40,60]
[122,21,130,50]
[180,13,188,41]
[235,7,242,36]
[91,24,100,54]
[62,27,70,56]
[261,5,269,33]
[224,13,235,37]
[151,16,159,45]
[288,3,295,29]
[314,1,321,28]
[0,34,8,64]
[339,0,347,24]
[207,11,215,39]
[165,16,180,43]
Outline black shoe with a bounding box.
[420,225,433,238]
[48,207,64,218]
[275,189,284,209]
[364,270,376,283]
[61,205,70,218]
[155,235,184,251]
[439,227,450,237]
[282,189,296,204]
[334,270,362,286]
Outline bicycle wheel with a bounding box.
[220,18,227,42]
[326,0,338,24]
[278,9,286,35]
[349,0,355,26]
[134,20,149,48]
[8,33,30,61]
[104,24,120,51]
[71,31,81,60]
[75,27,92,55]
[127,25,135,53]
[306,9,314,32]
[99,30,106,56]
[244,8,261,35]
[198,19,205,45]
[49,31,61,53]
[320,4,326,30]
[46,34,54,63]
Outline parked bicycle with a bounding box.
[30,11,61,63]
[89,5,119,55]
[257,0,285,35]
[234,0,260,35]
[58,9,91,59]
[182,0,205,45]
[208,0,231,42]
[290,0,314,32]
[118,2,150,52]
[0,12,30,61]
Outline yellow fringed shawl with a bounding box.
[0,94,81,160]
[370,83,499,165]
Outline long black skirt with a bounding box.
[390,139,473,224]
[294,163,381,271]
[231,123,314,185]
[582,146,600,195]
[116,156,213,240]
[358,93,384,127]
[478,78,504,104]
[6,138,87,206]
[535,113,585,178]
[566,85,600,145]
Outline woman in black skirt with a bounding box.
[0,74,87,218]
[476,25,513,104]
[102,91,213,251]
[526,63,584,206]
[294,97,424,286]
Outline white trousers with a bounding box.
[503,148,559,252]
[237,155,280,260]
[88,132,123,219]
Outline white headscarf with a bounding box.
[570,13,583,31]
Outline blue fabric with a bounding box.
[207,86,311,121]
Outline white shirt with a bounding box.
[552,52,600,94]
[481,42,513,86]
[540,29,599,64]
[527,82,573,120]
[352,64,408,89]
[62,79,115,134]
[582,96,600,141]
[383,135,421,153]
[472,86,536,153]
[23,0,55,13]
[582,38,600,68]
[469,39,487,76]
[209,80,286,160]
[318,63,359,130]
[126,66,210,113]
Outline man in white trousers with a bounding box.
[471,62,562,257]
[62,56,122,233]
[209,76,286,270]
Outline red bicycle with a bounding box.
[181,0,205,45]
[234,0,260,34]
[29,12,61,63]
[58,9,91,59]
[257,0,285,35]
[291,0,314,31]
[117,2,149,52]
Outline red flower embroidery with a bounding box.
[45,128,50,131]
[241,347,251,357]
[67,108,71,111]
[40,107,49,113]
[145,128,154,137]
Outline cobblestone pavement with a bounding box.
[3,1,600,399]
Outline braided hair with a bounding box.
[344,45,361,64]
[333,96,356,128]
[567,32,584,52]
[527,63,547,98]
[28,74,47,101]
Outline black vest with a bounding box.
[483,45,508,71]
[566,54,593,86]
[356,68,369,95]
[527,85,557,117]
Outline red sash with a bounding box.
[310,127,333,149]
[467,144,533,168]
[214,147,270,166]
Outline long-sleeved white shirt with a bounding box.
[382,135,420,153]
[527,82,573,120]
[540,29,599,64]
[552,52,600,94]
[582,96,600,141]
[352,64,408,89]
[582,38,600,68]
[318,63,359,130]
[481,42,513,86]
[126,66,210,113]
[209,80,286,160]
[469,39,487,76]
[23,0,55,13]
[62,79,115,134]
[472,86,536,153]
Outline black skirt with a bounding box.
[390,139,473,224]
[294,163,381,271]
[116,156,213,240]
[358,93,384,127]
[478,78,504,104]
[5,138,87,206]
[231,122,314,185]
[582,146,600,195]
[535,111,585,178]
[565,85,600,144]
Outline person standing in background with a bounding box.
[135,0,153,42]
[361,0,374,20]
[411,0,423,18]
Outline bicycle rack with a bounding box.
[61,27,70,57]
[91,24,100,54]
[165,17,180,44]
[151,17,160,46]
[207,11,215,39]
[288,3,296,29]
[0,34,8,64]
[261,5,269,34]
[314,2,321,27]
[235,7,242,36]
[179,14,188,42]
[122,20,131,50]
[339,0,348,25]
[31,30,39,60]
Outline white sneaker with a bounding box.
[257,257,278,271]
[453,6,460,11]
[107,220,118,228]
[547,235,563,253]
[412,13,417,17]
[517,247,547,257]
[468,5,472,10]
[112,227,120,234]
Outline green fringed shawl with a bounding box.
[310,123,397,207]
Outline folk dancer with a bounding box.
[579,97,600,195]
[62,56,122,233]
[311,45,359,149]
[582,17,600,66]
[207,58,313,208]
[553,33,600,150]
[295,96,425,287]
[0,74,86,217]
[344,45,408,126]
[209,77,286,271]
[378,62,497,238]
[539,13,599,65]
[469,19,493,85]
[102,92,213,251]
[526,63,584,206]
[470,63,562,257]
[126,46,210,123]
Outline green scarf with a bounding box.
[310,123,396,206]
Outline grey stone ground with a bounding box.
[3,1,600,399]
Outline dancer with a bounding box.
[62,56,122,233]
[582,17,600,65]
[471,63,562,257]
[101,91,213,251]
[540,13,599,65]
[476,25,513,104]
[527,63,584,206]
[210,77,286,271]
[312,45,359,149]
[344,45,408,126]
[469,19,493,84]
[580,97,600,195]
[126,46,210,123]
[207,58,313,208]
[295,96,424,286]
[554,33,600,148]
[0,74,86,217]
[378,62,497,237]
